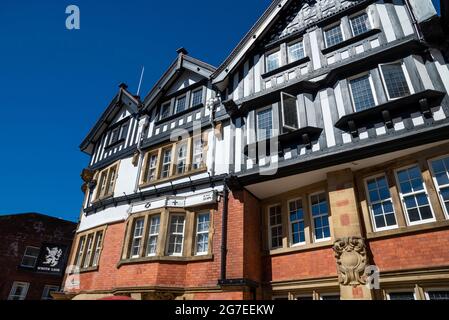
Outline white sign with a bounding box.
[130,191,218,214]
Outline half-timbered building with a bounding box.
[63,0,449,300]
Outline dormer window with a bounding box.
[350,12,370,36]
[287,40,305,63]
[160,102,171,120]
[175,96,187,113]
[324,24,344,48]
[266,51,281,72]
[191,88,203,107]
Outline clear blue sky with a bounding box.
[0,0,271,222]
[0,0,441,222]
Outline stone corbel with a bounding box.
[333,237,368,286]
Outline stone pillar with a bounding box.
[327,169,374,300]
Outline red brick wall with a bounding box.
[264,248,338,282]
[70,190,263,296]
[368,229,449,272]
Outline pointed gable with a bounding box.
[80,84,141,155]
[143,49,216,112]
[212,0,365,88]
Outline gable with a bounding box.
[212,0,366,86]
[166,69,206,96]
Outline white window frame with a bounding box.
[41,285,59,300]
[166,214,186,257]
[195,212,210,256]
[288,198,306,247]
[175,142,188,175]
[8,282,30,300]
[75,236,86,267]
[20,246,40,268]
[424,288,449,300]
[309,191,331,243]
[256,106,274,142]
[268,204,283,250]
[92,231,103,267]
[146,214,161,257]
[364,174,399,232]
[160,148,172,179]
[386,290,417,300]
[192,137,204,170]
[323,22,345,48]
[428,154,449,220]
[287,40,305,63]
[266,50,281,73]
[83,234,94,268]
[348,72,378,113]
[379,61,415,101]
[394,164,436,226]
[349,11,371,37]
[130,218,145,258]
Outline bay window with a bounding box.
[73,227,106,270]
[95,163,119,200]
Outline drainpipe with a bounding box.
[220,176,229,282]
[404,0,425,41]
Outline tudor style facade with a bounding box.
[62,0,449,300]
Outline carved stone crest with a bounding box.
[333,237,368,286]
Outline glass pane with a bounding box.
[257,108,273,140]
[288,41,304,62]
[389,292,415,300]
[351,13,369,36]
[350,74,376,111]
[381,63,410,99]
[325,25,343,47]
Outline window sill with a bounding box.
[91,194,114,205]
[104,138,126,151]
[267,240,333,256]
[155,103,204,126]
[117,254,214,268]
[366,219,449,240]
[78,266,99,274]
[334,90,446,136]
[261,56,310,79]
[139,168,208,189]
[244,126,323,158]
[321,29,381,55]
